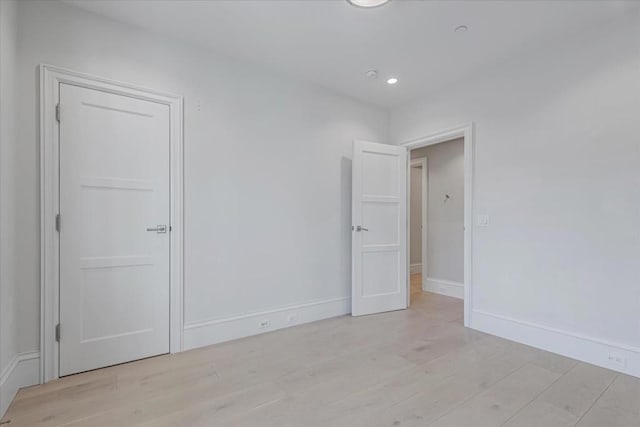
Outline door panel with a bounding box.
[352,140,408,316]
[362,203,399,245]
[59,83,170,376]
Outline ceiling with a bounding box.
[62,0,638,108]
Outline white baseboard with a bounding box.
[424,277,464,299]
[409,263,422,274]
[183,297,351,351]
[0,352,40,419]
[472,309,640,378]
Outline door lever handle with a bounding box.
[146,225,167,233]
[354,225,369,232]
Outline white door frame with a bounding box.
[39,64,184,382]
[409,157,428,293]
[401,123,474,327]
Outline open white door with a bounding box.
[352,140,408,316]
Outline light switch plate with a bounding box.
[477,215,489,226]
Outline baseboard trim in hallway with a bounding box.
[424,277,464,299]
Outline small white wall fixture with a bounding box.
[401,123,474,327]
[39,65,184,382]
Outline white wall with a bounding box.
[391,12,640,376]
[0,0,20,414]
[14,0,388,359]
[411,139,464,284]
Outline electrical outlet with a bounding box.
[607,354,627,368]
[287,313,299,324]
[259,319,270,329]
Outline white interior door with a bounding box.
[352,140,408,316]
[59,83,170,376]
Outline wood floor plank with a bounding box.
[428,363,560,427]
[349,344,539,426]
[575,373,640,427]
[502,362,618,427]
[530,362,617,419]
[502,400,579,427]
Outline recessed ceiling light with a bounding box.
[387,77,399,85]
[346,0,391,8]
[455,25,468,33]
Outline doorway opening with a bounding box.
[402,124,473,327]
[409,138,464,320]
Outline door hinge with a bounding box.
[55,214,61,232]
[55,103,61,122]
[55,324,61,342]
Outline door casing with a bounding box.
[40,64,184,383]
[400,123,474,327]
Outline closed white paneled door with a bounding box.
[352,140,408,316]
[59,83,170,376]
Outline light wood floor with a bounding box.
[3,274,639,426]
